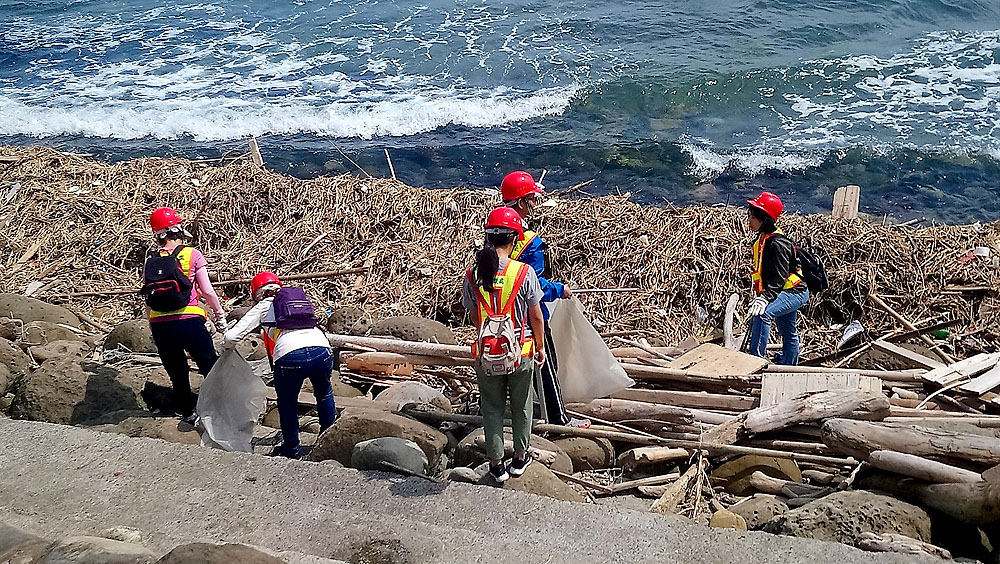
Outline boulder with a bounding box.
[104,319,156,354]
[236,335,267,361]
[710,509,748,530]
[0,294,79,327]
[29,340,88,363]
[137,366,201,412]
[20,321,85,347]
[445,466,483,484]
[0,364,9,396]
[375,381,452,413]
[226,306,252,323]
[480,462,587,502]
[90,415,201,446]
[0,337,31,374]
[351,437,429,474]
[301,372,364,398]
[156,543,284,564]
[762,490,932,546]
[730,494,789,530]
[41,536,156,564]
[326,305,370,336]
[551,437,614,472]
[455,428,573,475]
[0,318,17,341]
[11,359,144,424]
[305,408,447,467]
[712,455,802,496]
[0,522,50,563]
[370,316,456,345]
[262,407,282,429]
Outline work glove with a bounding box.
[533,349,546,367]
[220,339,237,353]
[747,296,768,318]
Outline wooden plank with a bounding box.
[611,389,757,411]
[922,353,1000,387]
[760,373,881,407]
[871,340,946,370]
[666,343,766,376]
[960,365,1000,395]
[832,185,860,219]
[248,137,263,167]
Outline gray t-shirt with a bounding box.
[462,257,543,337]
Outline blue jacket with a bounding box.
[512,232,564,320]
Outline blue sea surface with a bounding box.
[3,0,1000,221]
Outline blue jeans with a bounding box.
[748,288,809,366]
[273,346,337,459]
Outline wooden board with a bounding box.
[922,353,1000,387]
[960,364,1000,395]
[666,343,766,376]
[760,372,882,407]
[871,340,946,370]
[611,389,758,411]
[832,184,860,219]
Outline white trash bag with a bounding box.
[197,348,267,452]
[546,297,634,403]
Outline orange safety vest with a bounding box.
[468,260,535,358]
[510,230,538,261]
[148,246,206,319]
[751,229,803,296]
[261,327,281,361]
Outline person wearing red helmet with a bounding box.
[746,192,809,365]
[462,206,546,483]
[501,171,588,429]
[224,271,336,459]
[142,207,225,424]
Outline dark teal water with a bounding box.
[3,0,1000,221]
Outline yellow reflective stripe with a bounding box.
[149,305,206,319]
[751,229,802,294]
[510,231,537,261]
[472,260,533,357]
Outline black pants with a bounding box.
[538,324,570,425]
[149,317,218,416]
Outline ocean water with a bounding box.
[3,0,1000,221]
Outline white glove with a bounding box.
[220,339,238,352]
[748,296,768,317]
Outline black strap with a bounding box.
[169,245,186,259]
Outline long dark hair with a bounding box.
[475,230,518,288]
[749,206,776,232]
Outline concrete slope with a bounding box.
[0,419,932,564]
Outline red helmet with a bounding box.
[150,207,183,232]
[251,271,282,299]
[747,191,783,220]
[484,207,525,236]
[500,171,543,202]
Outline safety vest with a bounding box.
[510,230,538,261]
[148,246,206,319]
[751,229,803,295]
[261,327,281,361]
[468,260,535,357]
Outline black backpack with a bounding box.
[796,246,829,293]
[140,246,193,311]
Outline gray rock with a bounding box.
[730,494,789,530]
[351,437,429,475]
[0,522,50,563]
[104,319,156,354]
[369,316,456,344]
[445,467,482,484]
[306,408,447,467]
[11,359,144,424]
[20,321,85,347]
[89,415,201,446]
[0,364,9,396]
[551,436,614,472]
[455,428,573,475]
[0,337,31,374]
[29,340,87,363]
[236,334,267,361]
[301,372,364,398]
[137,365,201,412]
[478,461,587,502]
[762,490,931,546]
[0,294,79,327]
[41,535,156,564]
[156,543,284,564]
[325,305,370,336]
[375,381,452,413]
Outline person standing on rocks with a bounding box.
[141,207,226,424]
[502,171,590,429]
[223,272,336,459]
[463,207,546,482]
[745,192,809,365]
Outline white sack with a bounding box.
[197,348,267,452]
[547,297,634,403]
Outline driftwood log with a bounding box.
[743,389,890,434]
[867,450,983,484]
[821,419,1000,466]
[617,447,690,471]
[567,399,694,425]
[857,533,952,559]
[860,473,1000,525]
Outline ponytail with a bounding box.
[475,243,499,288]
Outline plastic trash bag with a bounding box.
[546,297,634,403]
[197,348,267,452]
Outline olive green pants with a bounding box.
[477,359,535,461]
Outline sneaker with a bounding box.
[180,411,198,425]
[566,417,591,429]
[507,455,532,477]
[489,463,510,483]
